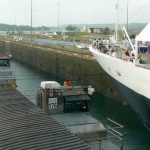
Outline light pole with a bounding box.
[14,12,16,32]
[14,12,16,25]
[57,3,60,33]
[33,9,35,36]
[31,0,33,42]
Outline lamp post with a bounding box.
[14,12,16,25]
[14,12,16,32]
[57,3,60,33]
[31,0,33,42]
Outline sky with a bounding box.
[0,0,150,27]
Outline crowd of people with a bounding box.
[92,39,105,52]
[91,37,149,63]
[92,38,135,62]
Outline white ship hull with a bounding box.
[89,46,150,131]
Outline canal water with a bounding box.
[23,37,75,47]
[11,60,150,150]
[23,37,90,49]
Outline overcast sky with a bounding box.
[0,0,150,27]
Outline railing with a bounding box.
[105,118,124,150]
[84,118,124,150]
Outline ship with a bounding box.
[0,54,16,89]
[89,23,150,132]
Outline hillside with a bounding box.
[0,23,147,32]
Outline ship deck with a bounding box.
[136,53,150,69]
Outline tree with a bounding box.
[65,25,78,31]
[103,27,110,34]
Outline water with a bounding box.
[91,94,150,150]
[21,37,89,49]
[11,60,62,104]
[11,60,150,150]
[23,37,75,47]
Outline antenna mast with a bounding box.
[115,0,119,43]
[127,0,128,32]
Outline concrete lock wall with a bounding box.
[0,40,125,104]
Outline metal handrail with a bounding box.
[107,118,124,128]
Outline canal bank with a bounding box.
[0,39,126,104]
